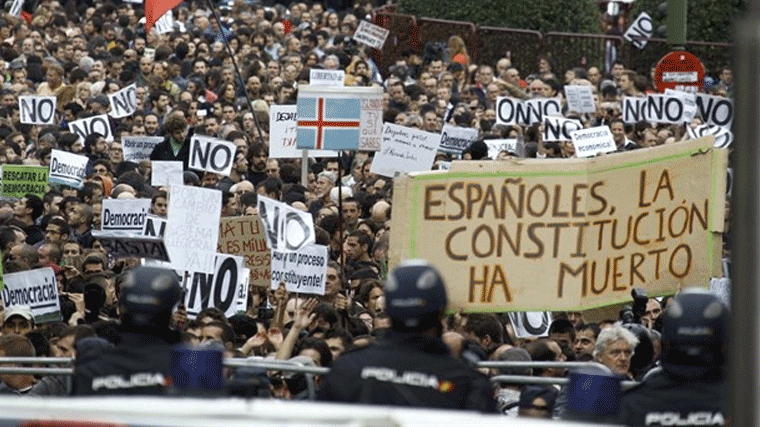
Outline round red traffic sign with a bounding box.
[654,51,705,93]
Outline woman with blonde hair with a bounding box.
[448,35,470,65]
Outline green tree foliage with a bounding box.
[630,0,739,43]
[397,0,601,34]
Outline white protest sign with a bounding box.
[153,10,174,34]
[19,96,56,125]
[309,69,345,87]
[696,93,733,129]
[496,97,562,126]
[622,97,647,124]
[268,105,336,158]
[151,161,183,187]
[68,114,113,142]
[543,116,583,142]
[371,123,441,177]
[564,85,595,113]
[353,19,390,50]
[439,124,478,154]
[688,124,732,149]
[664,89,697,123]
[142,214,167,238]
[101,199,151,234]
[624,12,653,49]
[183,254,246,319]
[270,244,328,295]
[257,195,315,253]
[108,84,138,118]
[508,312,553,338]
[484,139,518,159]
[91,230,171,262]
[189,135,237,176]
[2,267,61,324]
[8,0,22,17]
[121,136,163,162]
[644,94,688,124]
[49,149,88,188]
[570,126,616,158]
[165,185,221,273]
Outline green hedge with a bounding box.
[397,0,600,34]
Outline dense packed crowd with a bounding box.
[0,0,731,423]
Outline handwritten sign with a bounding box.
[353,20,390,50]
[49,149,88,189]
[217,215,271,288]
[1,165,48,198]
[564,86,596,114]
[310,69,345,87]
[270,244,328,295]
[122,136,163,162]
[371,123,441,177]
[570,126,616,158]
[165,185,221,273]
[390,137,726,312]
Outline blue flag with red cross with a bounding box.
[296,85,383,151]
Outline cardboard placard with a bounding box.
[309,69,345,87]
[570,126,617,157]
[624,12,653,49]
[353,20,390,50]
[439,124,478,155]
[496,97,562,126]
[508,312,553,338]
[108,83,138,118]
[151,161,183,187]
[92,230,171,262]
[217,215,271,288]
[182,254,247,318]
[257,195,315,253]
[101,198,151,234]
[189,135,237,176]
[268,105,336,158]
[544,116,583,142]
[564,86,596,113]
[68,114,113,142]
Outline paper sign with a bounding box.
[268,105,336,158]
[257,195,315,253]
[183,254,246,319]
[391,137,726,312]
[108,84,138,118]
[371,123,441,177]
[68,114,113,142]
[122,136,163,162]
[564,85,596,113]
[165,185,222,273]
[19,96,56,125]
[496,97,562,126]
[696,93,732,129]
[353,20,390,50]
[543,116,583,142]
[664,89,697,123]
[2,267,61,323]
[439,124,478,154]
[688,124,732,149]
[143,214,167,238]
[296,85,383,151]
[508,312,553,338]
[622,97,647,124]
[49,149,88,188]
[484,139,519,159]
[1,165,48,198]
[189,135,237,176]
[570,126,617,157]
[8,0,22,17]
[153,10,174,34]
[309,69,345,87]
[101,198,151,234]
[645,94,690,124]
[270,244,328,295]
[151,161,183,187]
[218,215,271,288]
[624,12,653,49]
[92,230,171,262]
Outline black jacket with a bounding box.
[72,329,180,396]
[149,132,192,171]
[618,367,725,426]
[318,331,497,413]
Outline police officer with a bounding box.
[618,288,727,426]
[73,267,182,395]
[318,259,497,412]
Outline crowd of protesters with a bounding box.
[0,0,731,423]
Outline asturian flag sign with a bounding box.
[296,85,383,151]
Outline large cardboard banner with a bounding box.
[371,123,441,177]
[122,136,163,162]
[390,137,726,312]
[268,105,336,158]
[296,85,383,151]
[1,165,48,198]
[19,95,56,125]
[49,149,88,188]
[218,215,271,287]
[165,185,221,273]
[91,230,170,262]
[270,244,328,295]
[2,267,61,323]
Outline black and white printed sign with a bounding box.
[508,312,553,338]
[108,84,138,118]
[622,97,647,124]
[257,195,315,252]
[687,124,732,149]
[496,97,562,126]
[438,124,478,154]
[353,20,390,50]
[310,69,345,87]
[68,114,113,142]
[2,267,61,324]
[270,244,328,295]
[19,96,56,125]
[543,116,583,142]
[91,230,171,262]
[49,149,88,188]
[624,12,653,49]
[696,93,733,129]
[189,135,237,176]
[101,199,151,234]
[183,254,247,318]
[122,136,163,162]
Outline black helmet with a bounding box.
[385,259,447,331]
[661,288,727,380]
[120,266,181,328]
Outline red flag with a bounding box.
[145,0,183,34]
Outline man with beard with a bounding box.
[245,142,268,187]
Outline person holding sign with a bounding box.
[149,112,192,170]
[319,260,497,412]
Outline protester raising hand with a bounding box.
[276,297,318,361]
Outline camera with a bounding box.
[619,288,648,324]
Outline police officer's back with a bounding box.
[73,267,182,395]
[318,260,497,412]
[619,288,727,426]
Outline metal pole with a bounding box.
[731,12,760,427]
